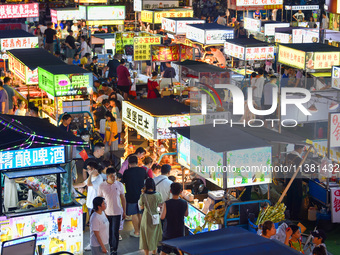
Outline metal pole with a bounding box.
[278,64,282,134]
[326,113,331,210]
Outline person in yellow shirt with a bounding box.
[103,111,118,160]
[80,53,91,67]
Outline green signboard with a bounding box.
[38,67,92,97]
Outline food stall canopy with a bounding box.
[173,124,270,153]
[0,30,38,59]
[278,43,340,71]
[244,18,289,37]
[8,48,65,71]
[275,27,319,44]
[4,167,67,179]
[162,17,205,35]
[173,60,227,73]
[134,0,179,12]
[0,114,86,151]
[161,227,301,255]
[224,38,274,61]
[186,23,234,45]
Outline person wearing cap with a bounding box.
[71,20,79,39]
[65,30,77,64]
[308,230,327,255]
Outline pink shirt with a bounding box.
[119,160,129,175]
[98,181,124,216]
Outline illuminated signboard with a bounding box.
[332,66,340,90]
[244,18,261,32]
[236,0,282,6]
[151,45,180,62]
[187,25,233,44]
[0,3,39,19]
[227,147,272,188]
[104,38,116,54]
[134,0,142,12]
[0,37,38,60]
[185,203,219,233]
[264,23,289,36]
[162,18,205,34]
[224,42,274,60]
[0,146,65,170]
[275,32,291,43]
[278,45,306,69]
[50,9,85,24]
[8,53,39,84]
[285,5,319,10]
[133,36,161,61]
[134,0,179,11]
[87,6,125,20]
[303,29,319,43]
[141,9,194,24]
[86,20,124,26]
[38,68,93,97]
[306,52,340,71]
[292,29,303,43]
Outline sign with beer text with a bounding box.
[224,42,274,60]
[0,3,39,19]
[278,45,306,69]
[151,45,180,62]
[162,18,205,34]
[133,36,161,61]
[305,52,340,71]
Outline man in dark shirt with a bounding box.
[58,113,72,133]
[44,22,56,54]
[122,155,147,237]
[160,183,188,255]
[65,30,77,64]
[89,56,101,78]
[103,54,120,81]
[162,62,176,78]
[94,25,106,34]
[93,99,110,128]
[2,77,16,114]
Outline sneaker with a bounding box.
[129,230,140,238]
[119,234,122,241]
[84,244,91,251]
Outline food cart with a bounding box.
[8,48,65,105]
[275,27,319,44]
[244,18,289,43]
[38,64,93,127]
[0,114,87,255]
[0,30,38,60]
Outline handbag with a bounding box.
[144,194,160,225]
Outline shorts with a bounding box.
[146,60,151,66]
[161,237,180,255]
[66,48,76,58]
[126,202,142,215]
[117,85,130,94]
[91,243,109,255]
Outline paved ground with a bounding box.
[83,220,144,255]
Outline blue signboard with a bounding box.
[0,146,65,170]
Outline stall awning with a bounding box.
[174,60,227,73]
[224,38,272,47]
[39,64,92,75]
[8,49,65,71]
[126,98,199,116]
[173,124,271,153]
[188,23,233,31]
[279,43,339,52]
[0,114,87,150]
[3,166,66,179]
[92,33,116,40]
[0,30,36,39]
[161,227,301,255]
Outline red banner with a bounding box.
[151,45,180,62]
[180,45,193,61]
[0,3,39,19]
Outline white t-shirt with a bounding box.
[153,175,173,203]
[81,41,91,58]
[253,76,265,99]
[263,82,277,106]
[85,175,104,209]
[15,109,26,116]
[90,212,109,247]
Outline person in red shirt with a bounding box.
[142,157,154,178]
[147,72,160,99]
[116,59,132,100]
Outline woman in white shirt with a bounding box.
[14,99,26,116]
[80,36,91,58]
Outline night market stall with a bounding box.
[38,64,93,128]
[0,30,38,60]
[0,114,87,254]
[140,8,194,26]
[8,48,65,104]
[275,27,319,44]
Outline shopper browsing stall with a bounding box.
[3,77,16,115]
[307,230,327,255]
[59,113,72,133]
[119,147,146,174]
[14,99,26,116]
[103,111,118,160]
[154,164,173,203]
[285,225,304,254]
[117,59,132,100]
[65,30,77,65]
[260,221,276,239]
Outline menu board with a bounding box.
[153,10,193,24]
[0,207,83,255]
[162,18,205,34]
[133,36,161,61]
[87,6,125,20]
[151,45,180,62]
[180,44,194,61]
[104,38,116,54]
[305,52,340,71]
[278,45,305,69]
[275,32,291,43]
[115,32,135,53]
[244,18,261,32]
[226,147,272,188]
[224,43,274,61]
[292,29,303,43]
[332,66,340,90]
[303,29,319,43]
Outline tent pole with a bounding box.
[326,113,331,211]
[278,64,282,134]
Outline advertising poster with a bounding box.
[305,52,340,71]
[329,13,340,31]
[0,207,83,255]
[115,32,135,53]
[177,134,191,169]
[180,44,194,61]
[184,204,219,233]
[133,36,161,61]
[227,147,272,188]
[0,3,39,19]
[332,66,340,90]
[275,32,291,43]
[87,6,125,20]
[278,45,305,69]
[330,113,340,148]
[151,45,180,62]
[244,18,261,32]
[141,10,154,23]
[8,54,26,82]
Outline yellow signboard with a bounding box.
[278,45,305,70]
[141,10,153,23]
[133,36,161,61]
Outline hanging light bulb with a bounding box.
[308,103,318,113]
[329,101,339,110]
